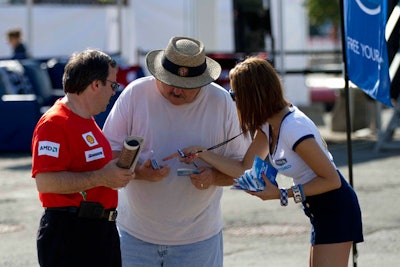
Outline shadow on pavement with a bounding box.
[326,139,400,167]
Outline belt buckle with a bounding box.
[108,210,118,221]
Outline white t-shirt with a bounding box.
[103,76,249,245]
[263,105,336,185]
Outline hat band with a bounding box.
[162,56,207,77]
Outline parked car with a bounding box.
[304,63,342,111]
[208,52,270,90]
[306,73,342,111]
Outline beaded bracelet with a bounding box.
[280,188,288,206]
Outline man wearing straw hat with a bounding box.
[103,36,250,266]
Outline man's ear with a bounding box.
[90,80,101,93]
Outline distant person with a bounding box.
[102,36,250,267]
[175,57,364,267]
[7,28,29,59]
[31,49,134,267]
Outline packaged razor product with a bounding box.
[232,156,278,191]
[150,150,160,170]
[177,168,201,176]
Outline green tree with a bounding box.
[305,0,341,40]
[305,0,340,28]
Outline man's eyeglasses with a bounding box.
[107,80,121,92]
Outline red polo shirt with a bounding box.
[31,100,117,209]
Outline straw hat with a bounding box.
[146,36,222,89]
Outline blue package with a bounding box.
[253,156,278,187]
[151,158,160,169]
[232,156,278,191]
[177,168,200,176]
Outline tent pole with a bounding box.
[26,0,33,55]
[339,0,357,266]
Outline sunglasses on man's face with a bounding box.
[229,89,235,101]
[107,80,121,92]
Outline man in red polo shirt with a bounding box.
[31,49,134,267]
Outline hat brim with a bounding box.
[146,50,222,89]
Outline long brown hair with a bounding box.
[229,57,289,134]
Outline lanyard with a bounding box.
[194,132,243,154]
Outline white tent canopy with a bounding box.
[0,0,234,65]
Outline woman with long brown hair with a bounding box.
[172,57,363,267]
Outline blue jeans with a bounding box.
[119,229,223,267]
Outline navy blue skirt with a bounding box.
[302,172,364,245]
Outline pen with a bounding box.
[177,149,198,168]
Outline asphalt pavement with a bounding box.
[1,110,400,267]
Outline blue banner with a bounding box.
[344,0,392,107]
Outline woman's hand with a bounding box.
[247,173,280,201]
[162,146,206,164]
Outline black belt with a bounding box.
[45,205,118,222]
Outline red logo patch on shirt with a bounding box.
[82,132,98,147]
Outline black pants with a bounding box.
[37,210,121,267]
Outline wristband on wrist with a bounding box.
[298,184,306,201]
[280,188,288,206]
[292,184,306,203]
